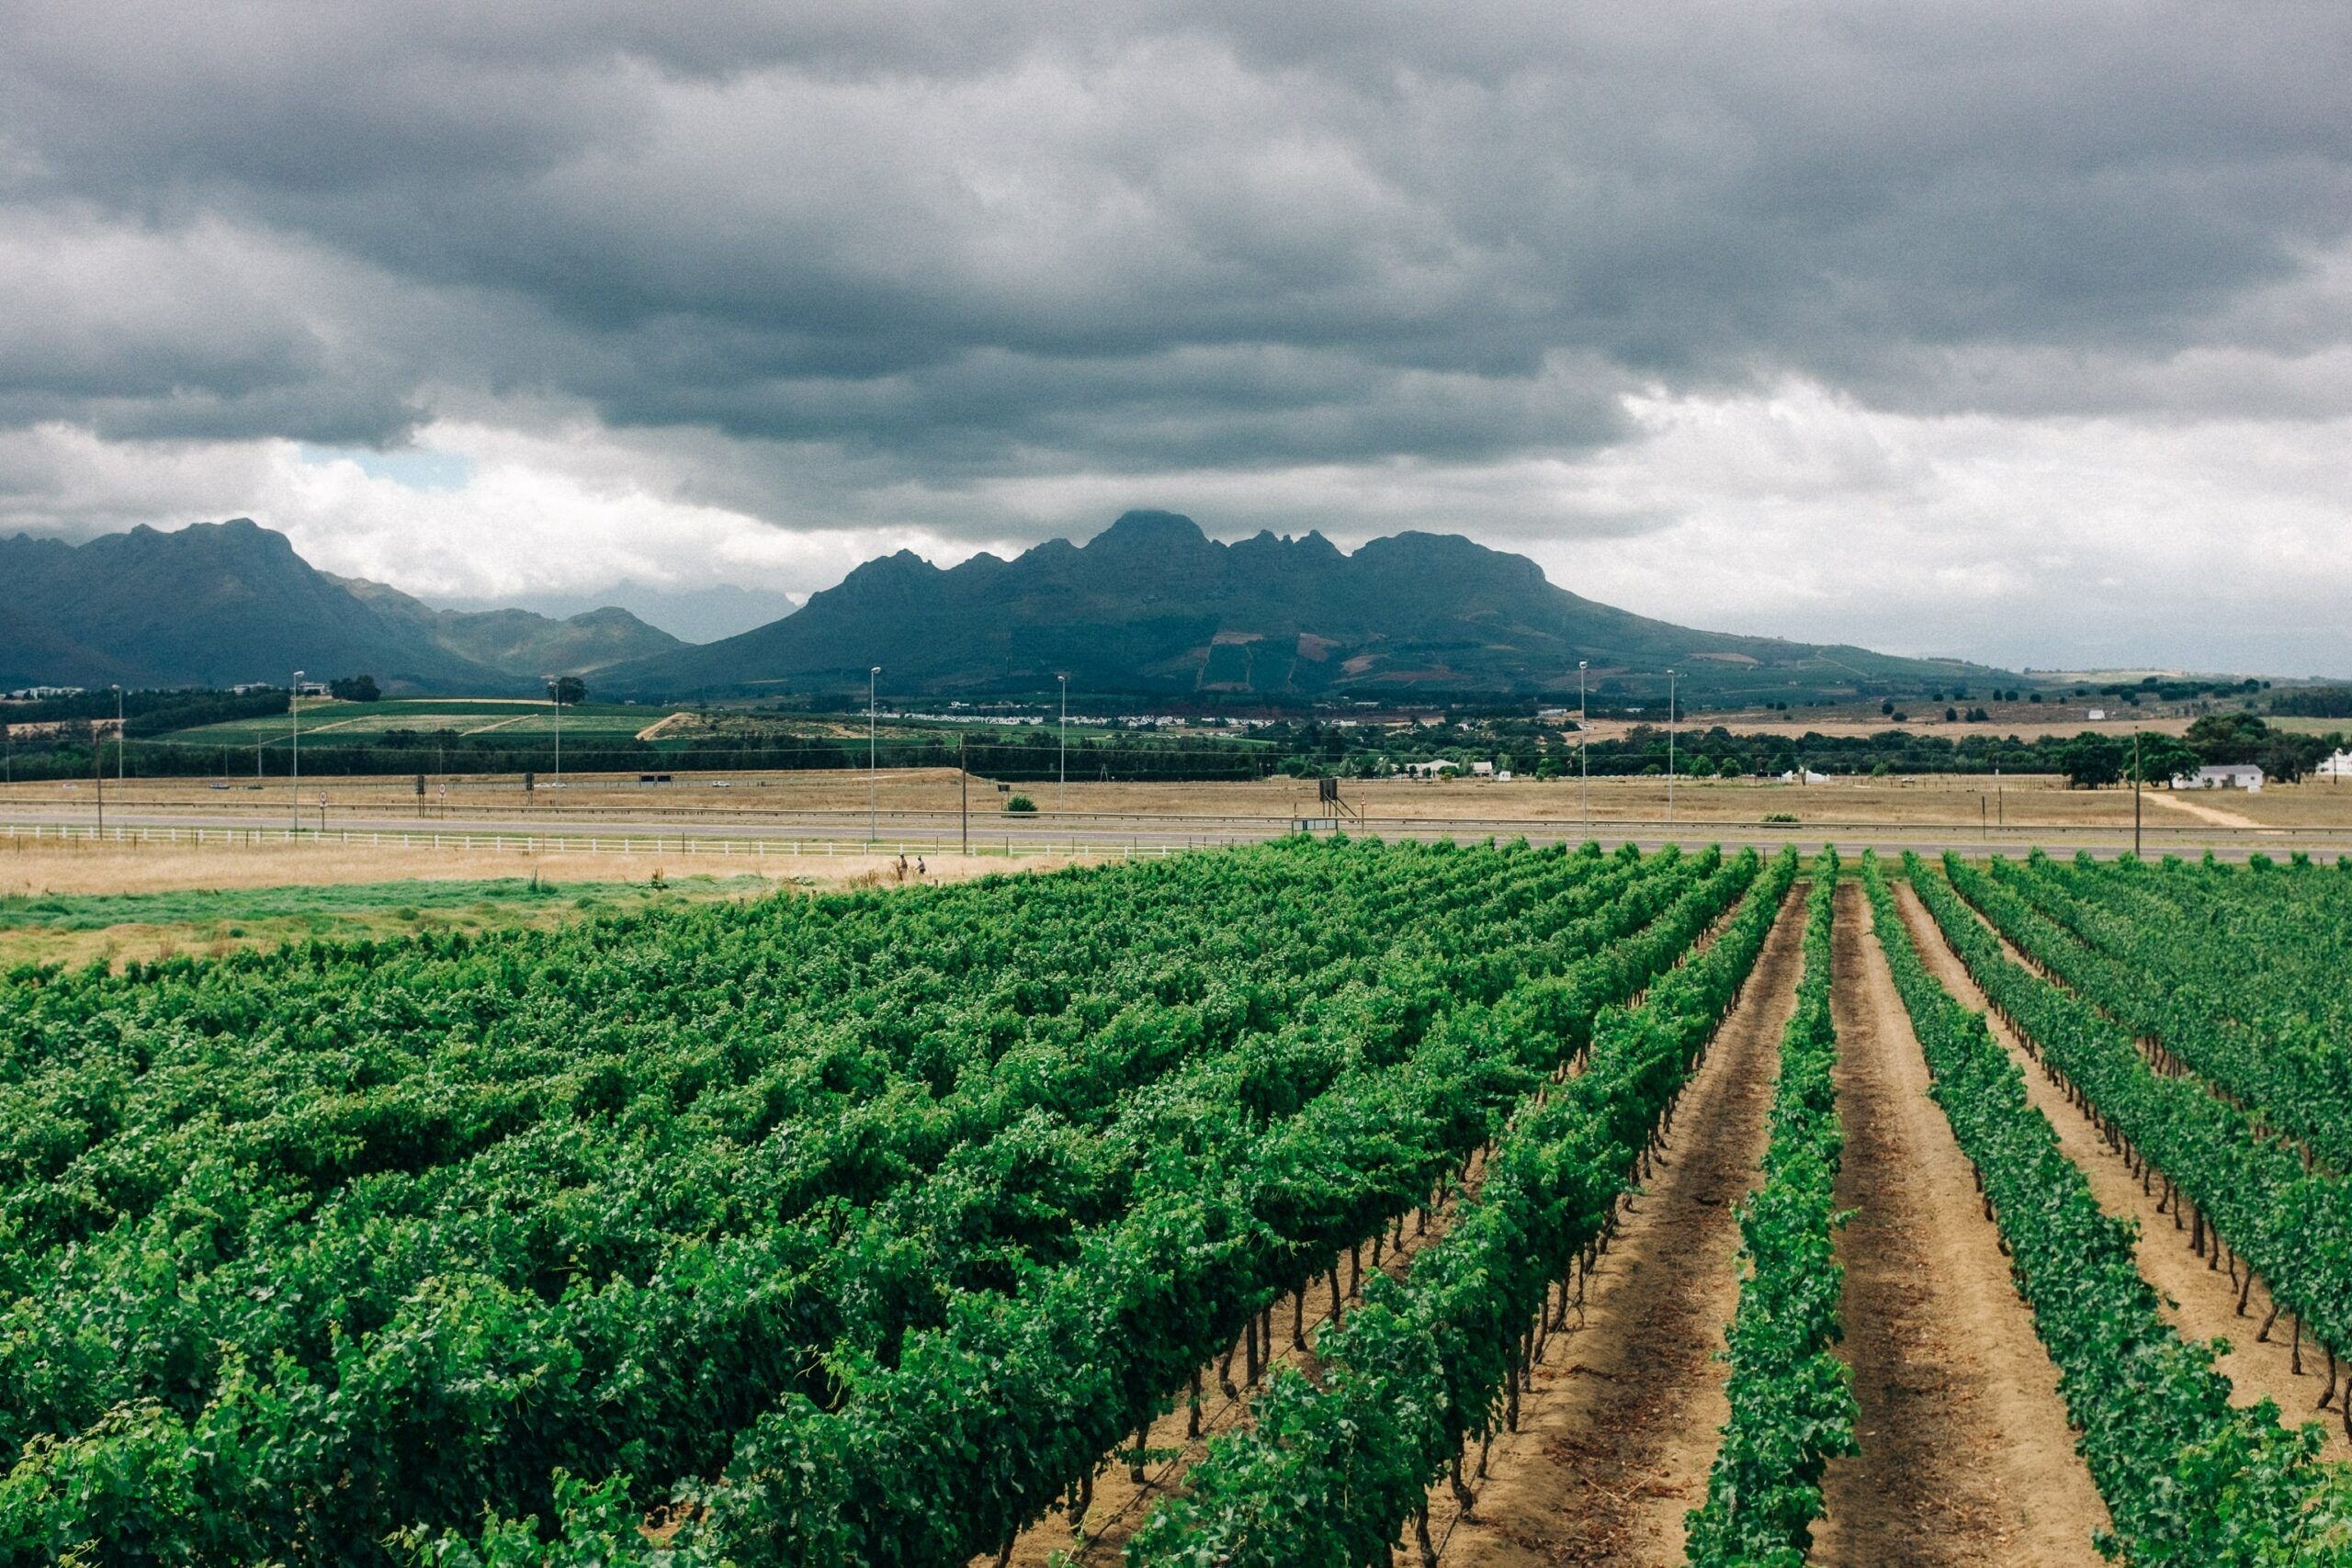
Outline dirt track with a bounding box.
[1897,880,2352,1464]
[1811,882,2109,1566]
[1435,888,1806,1566]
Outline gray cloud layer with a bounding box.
[1,2,2348,665]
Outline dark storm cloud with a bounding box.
[1,0,2347,475]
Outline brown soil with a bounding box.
[16,768,2352,838]
[1432,887,1807,1567]
[1810,882,2109,1567]
[1894,881,2352,1463]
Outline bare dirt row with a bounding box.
[1811,883,2108,1567]
[1427,889,1807,1566]
[1438,883,2114,1567]
[1896,880,2352,1463]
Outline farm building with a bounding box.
[2173,762,2265,792]
[2318,750,2352,779]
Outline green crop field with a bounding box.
[162,697,669,747]
[8,839,2352,1566]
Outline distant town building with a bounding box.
[2174,763,2265,792]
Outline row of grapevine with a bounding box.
[1,840,1700,1564]
[534,848,1771,1567]
[1981,851,2352,1170]
[1683,852,1854,1565]
[1861,853,2352,1566]
[1110,848,1805,1568]
[1917,852,2352,1432]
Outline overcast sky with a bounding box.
[2,3,2347,669]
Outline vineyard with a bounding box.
[6,837,2352,1565]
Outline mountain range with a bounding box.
[601,510,2004,703]
[0,512,2007,704]
[0,520,679,693]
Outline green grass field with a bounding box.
[0,873,777,930]
[162,698,671,747]
[0,873,776,967]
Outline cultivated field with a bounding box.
[5,837,2352,1566]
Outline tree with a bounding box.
[329,674,381,703]
[2130,733,2198,785]
[2062,733,2126,789]
[2185,712,2268,764]
[548,675,587,707]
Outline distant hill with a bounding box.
[0,520,682,693]
[604,510,2009,704]
[329,576,683,682]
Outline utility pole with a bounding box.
[960,732,970,856]
[291,671,304,832]
[1578,660,1589,833]
[868,665,881,845]
[93,714,103,834]
[1666,669,1678,828]
[2133,730,2143,859]
[113,684,123,782]
[547,675,562,791]
[1058,674,1069,812]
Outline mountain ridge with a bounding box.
[601,510,2007,703]
[0,512,2011,702]
[0,520,680,693]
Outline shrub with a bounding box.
[1005,794,1037,814]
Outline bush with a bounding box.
[1005,795,1037,814]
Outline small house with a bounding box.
[2317,750,2352,779]
[1469,761,1496,777]
[2173,763,2264,793]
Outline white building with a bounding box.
[2174,763,2265,792]
[1469,760,1496,777]
[1404,760,1458,779]
[2315,750,2352,779]
[1778,768,1831,784]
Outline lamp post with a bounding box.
[291,671,303,832]
[1058,674,1069,812]
[546,674,562,791]
[1666,669,1678,829]
[1578,660,1589,833]
[868,666,881,845]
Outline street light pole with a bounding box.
[868,666,881,844]
[291,671,303,832]
[1578,660,1589,833]
[1666,669,1678,828]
